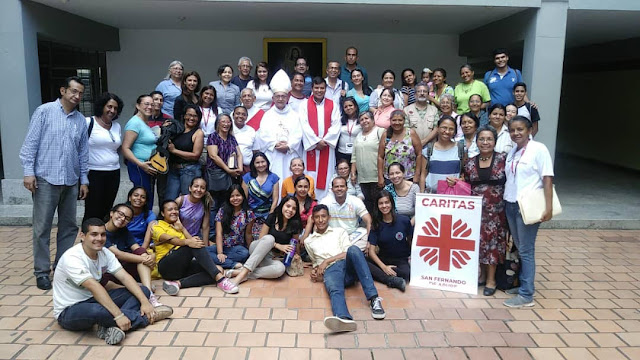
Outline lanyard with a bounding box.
[346,119,356,137]
[201,106,211,128]
[511,146,526,176]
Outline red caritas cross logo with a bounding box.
[416,214,474,271]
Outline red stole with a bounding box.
[246,109,265,130]
[306,97,333,190]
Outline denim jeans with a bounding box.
[166,163,201,202]
[207,244,250,269]
[505,201,540,302]
[127,161,155,207]
[323,246,379,320]
[57,286,150,331]
[32,178,78,278]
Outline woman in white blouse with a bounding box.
[83,93,124,222]
[246,62,273,110]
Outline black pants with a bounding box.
[360,182,380,214]
[157,246,220,288]
[83,169,120,223]
[366,255,411,285]
[156,173,168,206]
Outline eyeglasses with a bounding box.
[477,138,495,143]
[273,95,287,100]
[115,210,132,222]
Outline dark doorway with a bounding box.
[37,39,108,115]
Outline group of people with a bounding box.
[19,46,554,341]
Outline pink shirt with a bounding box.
[374,106,397,129]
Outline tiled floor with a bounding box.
[0,227,639,359]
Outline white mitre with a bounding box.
[270,69,292,94]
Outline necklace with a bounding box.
[480,155,492,161]
[460,81,474,94]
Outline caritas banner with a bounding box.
[410,193,482,295]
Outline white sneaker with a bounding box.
[149,293,163,307]
[323,316,357,332]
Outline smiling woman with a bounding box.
[166,104,204,202]
[83,92,124,223]
[209,64,240,114]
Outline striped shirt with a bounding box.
[20,99,89,186]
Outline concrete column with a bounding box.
[521,0,568,160]
[0,0,40,204]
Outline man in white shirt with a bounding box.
[253,70,303,192]
[53,218,172,345]
[241,88,265,131]
[324,61,348,105]
[319,177,371,251]
[232,105,255,174]
[305,204,385,332]
[299,77,341,200]
[288,72,307,113]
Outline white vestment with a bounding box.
[253,104,303,195]
[299,98,341,200]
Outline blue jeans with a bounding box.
[505,201,540,302]
[127,161,155,207]
[57,286,150,331]
[32,178,78,278]
[166,163,201,202]
[206,244,250,269]
[323,246,379,320]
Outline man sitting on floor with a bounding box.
[304,204,385,332]
[53,218,173,345]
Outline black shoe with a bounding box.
[388,277,406,292]
[370,296,386,320]
[36,276,52,290]
[483,286,497,296]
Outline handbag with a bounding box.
[496,235,520,290]
[285,254,304,277]
[436,179,471,196]
[149,151,169,174]
[206,167,232,192]
[517,185,562,225]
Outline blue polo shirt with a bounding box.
[483,67,522,106]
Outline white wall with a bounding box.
[107,29,466,116]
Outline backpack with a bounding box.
[424,140,465,174]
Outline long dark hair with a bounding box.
[181,70,202,101]
[220,184,249,235]
[273,195,303,236]
[372,190,397,230]
[254,62,271,89]
[293,175,314,213]
[340,97,360,125]
[250,152,271,178]
[198,85,219,116]
[351,68,372,95]
[126,186,149,215]
[385,109,406,139]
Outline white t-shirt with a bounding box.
[246,81,273,110]
[86,117,122,171]
[494,123,515,155]
[504,140,554,203]
[52,243,123,318]
[200,106,222,146]
[233,123,256,166]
